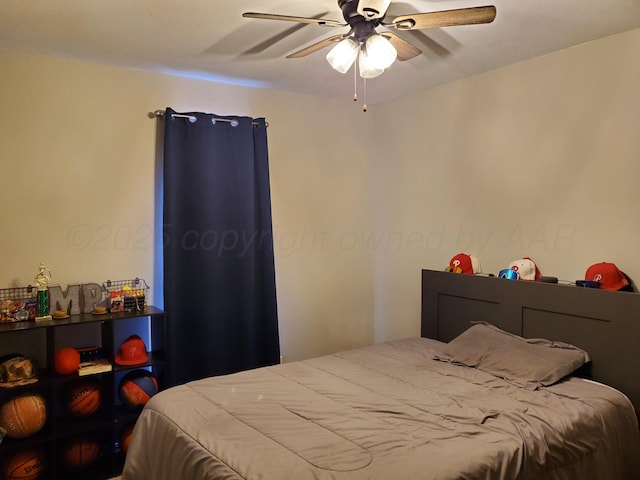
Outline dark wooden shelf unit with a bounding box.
[0,306,165,480]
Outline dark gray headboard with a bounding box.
[421,269,640,415]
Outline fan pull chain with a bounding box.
[363,78,367,112]
[353,61,358,102]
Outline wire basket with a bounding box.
[0,286,37,322]
[102,278,149,312]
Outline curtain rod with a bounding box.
[151,110,268,127]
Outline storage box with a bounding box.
[102,278,149,312]
[0,286,38,322]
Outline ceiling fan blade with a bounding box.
[242,22,310,55]
[286,35,348,58]
[242,12,345,28]
[388,6,496,31]
[380,32,422,61]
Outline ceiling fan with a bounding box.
[243,0,496,109]
[242,0,496,112]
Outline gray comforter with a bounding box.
[122,338,640,479]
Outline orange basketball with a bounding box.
[118,370,158,409]
[64,379,101,418]
[0,394,47,439]
[54,348,80,375]
[120,422,136,455]
[60,435,101,471]
[2,448,46,480]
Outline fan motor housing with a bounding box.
[357,0,391,19]
[339,0,364,22]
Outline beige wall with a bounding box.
[372,27,640,341]
[2,27,639,362]
[0,51,374,362]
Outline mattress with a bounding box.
[122,338,640,480]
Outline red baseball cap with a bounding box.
[115,335,148,366]
[446,253,480,274]
[584,262,629,291]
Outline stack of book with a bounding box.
[76,347,113,376]
[78,358,112,376]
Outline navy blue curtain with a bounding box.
[162,108,279,386]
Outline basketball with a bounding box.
[54,348,80,375]
[1,448,46,480]
[60,435,101,471]
[118,370,158,408]
[120,422,136,455]
[0,394,47,439]
[64,379,101,418]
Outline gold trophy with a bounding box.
[34,262,53,322]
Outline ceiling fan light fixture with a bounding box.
[364,34,397,70]
[358,49,384,79]
[326,37,359,74]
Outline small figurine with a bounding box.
[35,263,51,291]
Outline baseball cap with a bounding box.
[584,262,630,291]
[507,258,541,281]
[0,355,38,387]
[445,253,481,274]
[115,335,148,366]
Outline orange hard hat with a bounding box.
[115,335,148,366]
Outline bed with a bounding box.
[122,269,640,479]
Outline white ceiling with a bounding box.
[2,0,640,104]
